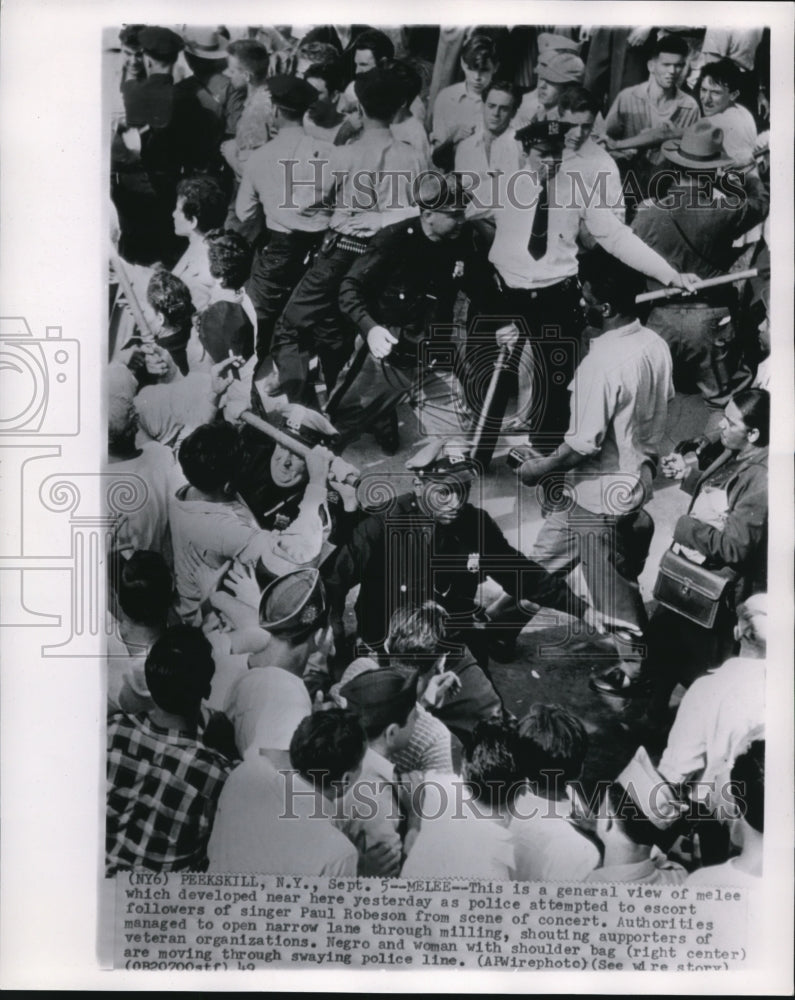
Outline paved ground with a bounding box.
[338,383,723,788]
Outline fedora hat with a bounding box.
[182,26,229,59]
[661,120,734,169]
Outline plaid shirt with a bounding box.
[106,712,232,875]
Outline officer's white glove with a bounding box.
[367,325,398,360]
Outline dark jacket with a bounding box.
[324,491,585,648]
[674,445,768,602]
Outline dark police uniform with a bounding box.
[330,217,491,446]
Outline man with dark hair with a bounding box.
[222,39,273,179]
[269,66,423,404]
[106,625,232,873]
[454,80,520,218]
[352,28,395,74]
[516,246,674,689]
[170,175,228,310]
[107,550,173,716]
[600,34,700,195]
[169,422,333,622]
[686,738,764,886]
[401,719,520,878]
[113,27,216,265]
[385,60,431,166]
[325,439,591,671]
[587,747,687,883]
[336,668,421,875]
[208,707,366,874]
[631,121,768,403]
[304,60,346,142]
[509,704,601,881]
[236,75,333,361]
[331,172,489,453]
[431,35,497,151]
[145,269,194,374]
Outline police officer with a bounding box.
[323,439,589,671]
[233,404,360,546]
[236,75,333,363]
[330,172,491,454]
[113,26,216,265]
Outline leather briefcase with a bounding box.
[653,548,733,629]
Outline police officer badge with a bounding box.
[467,552,480,573]
[453,260,465,279]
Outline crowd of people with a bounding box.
[105,23,771,885]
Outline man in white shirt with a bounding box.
[455,80,520,221]
[698,58,759,167]
[509,705,601,881]
[236,75,332,362]
[431,35,497,169]
[207,708,366,874]
[516,249,674,691]
[486,119,696,454]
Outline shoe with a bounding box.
[589,666,651,698]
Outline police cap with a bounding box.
[414,172,471,214]
[515,117,573,150]
[406,439,479,484]
[258,567,327,636]
[268,74,322,115]
[280,404,339,449]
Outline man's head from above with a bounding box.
[178,421,239,496]
[113,549,173,628]
[699,58,744,117]
[482,80,520,136]
[145,625,215,718]
[379,58,423,115]
[409,440,479,524]
[460,35,497,96]
[718,388,769,452]
[137,26,184,72]
[463,719,523,812]
[205,229,254,292]
[353,66,408,124]
[514,119,571,178]
[558,85,600,150]
[535,51,585,110]
[385,601,450,672]
[119,24,147,78]
[173,175,228,238]
[289,709,368,799]
[305,59,344,109]
[415,173,470,240]
[647,34,689,92]
[146,269,194,336]
[727,739,765,845]
[340,667,419,758]
[182,27,230,78]
[513,703,588,798]
[295,39,340,79]
[352,28,395,76]
[224,38,270,90]
[267,73,324,124]
[578,246,645,328]
[107,363,139,456]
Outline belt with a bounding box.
[333,234,371,255]
[495,273,579,300]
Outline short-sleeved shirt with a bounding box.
[431,82,485,146]
[563,320,674,514]
[109,442,176,560]
[586,855,687,884]
[106,712,231,873]
[509,789,600,881]
[604,81,700,165]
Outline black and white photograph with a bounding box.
[0,0,792,991]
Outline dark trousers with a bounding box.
[246,229,323,363]
[465,276,585,461]
[271,232,361,403]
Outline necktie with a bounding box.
[527,177,548,260]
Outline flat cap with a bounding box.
[197,300,254,363]
[515,117,573,148]
[536,51,585,84]
[280,404,338,449]
[406,439,479,484]
[268,74,322,115]
[138,26,184,63]
[537,32,580,55]
[258,567,327,636]
[340,668,418,734]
